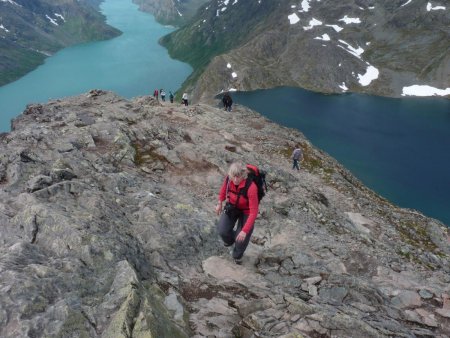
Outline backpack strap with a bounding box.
[226,176,250,208]
[240,177,253,200]
[225,176,230,201]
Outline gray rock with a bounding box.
[319,286,348,305]
[391,291,422,309]
[419,289,434,300]
[27,175,53,192]
[0,92,449,338]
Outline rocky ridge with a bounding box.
[0,90,449,337]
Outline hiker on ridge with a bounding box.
[153,89,159,100]
[215,161,259,265]
[169,91,174,103]
[222,92,233,112]
[292,145,303,171]
[160,89,166,102]
[182,92,189,106]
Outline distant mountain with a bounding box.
[133,0,209,25]
[0,0,120,86]
[161,0,450,100]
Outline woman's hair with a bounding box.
[228,161,248,179]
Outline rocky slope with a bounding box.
[0,90,449,337]
[0,0,120,87]
[133,0,209,26]
[161,0,450,101]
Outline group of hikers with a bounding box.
[153,89,189,106]
[152,90,234,109]
[215,146,303,265]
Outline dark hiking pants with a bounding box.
[217,211,254,260]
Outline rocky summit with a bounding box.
[0,90,449,337]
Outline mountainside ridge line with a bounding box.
[0,90,449,337]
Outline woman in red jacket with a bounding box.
[215,162,259,264]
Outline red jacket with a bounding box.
[218,176,259,234]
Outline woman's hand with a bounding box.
[215,201,223,215]
[236,231,247,243]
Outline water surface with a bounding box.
[234,87,450,226]
[0,0,192,131]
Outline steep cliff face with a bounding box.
[133,0,209,25]
[0,91,449,337]
[0,0,120,86]
[162,0,450,100]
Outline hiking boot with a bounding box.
[234,257,243,265]
[223,242,233,247]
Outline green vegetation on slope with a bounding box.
[160,1,280,95]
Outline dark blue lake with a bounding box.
[234,87,450,226]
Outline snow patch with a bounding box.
[426,2,446,11]
[46,15,58,26]
[325,24,343,32]
[314,34,330,41]
[54,13,65,22]
[339,82,348,91]
[402,85,450,97]
[339,15,361,24]
[227,63,232,69]
[401,0,412,7]
[0,0,21,6]
[303,18,322,30]
[358,65,379,86]
[299,0,311,13]
[232,72,237,78]
[288,13,300,25]
[338,40,364,59]
[0,24,9,32]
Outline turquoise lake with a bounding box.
[0,0,192,132]
[234,88,450,226]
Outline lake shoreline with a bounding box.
[233,86,450,226]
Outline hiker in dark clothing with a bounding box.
[169,91,174,103]
[292,145,303,171]
[222,93,233,112]
[215,162,259,265]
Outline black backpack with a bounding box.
[246,164,267,202]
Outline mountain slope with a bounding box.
[132,0,209,25]
[0,0,120,86]
[0,91,449,337]
[161,0,450,100]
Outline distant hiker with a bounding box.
[215,162,259,265]
[161,89,166,102]
[222,92,233,112]
[292,145,303,171]
[182,92,189,106]
[169,91,174,103]
[153,89,159,100]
